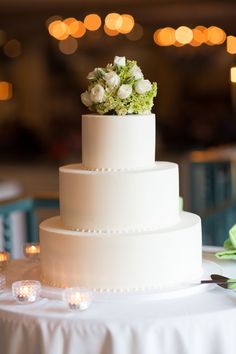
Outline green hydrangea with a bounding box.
[81,56,157,116]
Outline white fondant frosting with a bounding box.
[82,114,156,170]
[40,212,202,290]
[40,112,203,292]
[59,162,180,231]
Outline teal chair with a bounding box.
[0,193,59,255]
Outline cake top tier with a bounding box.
[81,56,157,116]
[82,114,156,170]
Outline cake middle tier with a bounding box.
[60,161,180,231]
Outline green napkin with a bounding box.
[228,279,236,290]
[215,224,236,260]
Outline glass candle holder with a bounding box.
[0,251,10,271]
[12,280,41,303]
[63,287,93,311]
[23,243,40,261]
[0,273,6,292]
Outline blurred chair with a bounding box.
[0,179,22,258]
[188,146,236,245]
[0,193,59,255]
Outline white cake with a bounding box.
[40,114,202,291]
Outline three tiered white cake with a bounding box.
[40,113,202,291]
[40,56,202,291]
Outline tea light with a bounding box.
[23,243,40,261]
[0,251,10,271]
[0,273,6,292]
[12,280,41,303]
[63,287,93,311]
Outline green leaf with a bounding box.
[229,224,236,248]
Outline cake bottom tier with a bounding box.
[39,212,202,291]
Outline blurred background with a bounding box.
[1,0,236,249]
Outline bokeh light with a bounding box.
[126,23,143,41]
[153,29,160,44]
[227,36,236,54]
[64,17,77,26]
[153,27,175,46]
[0,81,12,100]
[58,37,78,55]
[48,20,69,40]
[69,21,86,38]
[103,24,119,36]
[3,39,21,58]
[105,13,123,31]
[190,28,205,46]
[175,26,193,44]
[207,26,226,45]
[118,14,135,34]
[230,67,236,83]
[84,14,102,31]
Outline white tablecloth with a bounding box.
[1,248,236,354]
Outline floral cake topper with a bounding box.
[81,56,157,115]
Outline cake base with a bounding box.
[16,259,220,302]
[40,211,202,292]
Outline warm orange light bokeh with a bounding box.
[69,21,86,38]
[103,24,119,36]
[118,14,135,34]
[64,18,77,26]
[154,27,175,46]
[207,26,226,45]
[193,26,208,44]
[105,13,123,31]
[84,14,102,31]
[175,26,193,44]
[190,28,205,47]
[231,67,236,83]
[0,81,12,100]
[48,20,69,40]
[227,36,236,54]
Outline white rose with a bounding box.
[81,91,93,107]
[117,84,132,99]
[87,68,105,80]
[104,71,120,88]
[90,84,105,103]
[130,64,143,80]
[87,68,98,80]
[114,56,126,67]
[135,79,152,94]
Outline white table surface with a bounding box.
[1,248,236,354]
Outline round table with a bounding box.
[0,248,236,354]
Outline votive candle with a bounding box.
[63,287,93,311]
[12,280,41,303]
[24,243,40,261]
[0,251,10,271]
